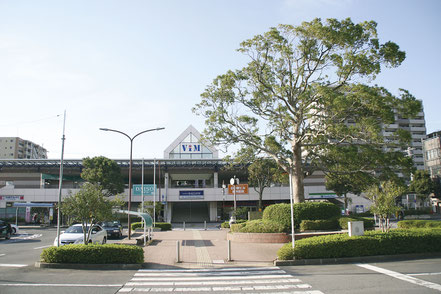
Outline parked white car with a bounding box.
[53,224,107,246]
[10,224,19,235]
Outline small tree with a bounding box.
[409,170,433,207]
[140,201,163,221]
[366,181,406,232]
[61,183,123,244]
[81,156,124,196]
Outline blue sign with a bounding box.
[179,190,204,199]
[133,184,157,196]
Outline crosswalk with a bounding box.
[118,266,324,293]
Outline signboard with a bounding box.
[307,192,337,199]
[228,184,249,195]
[0,196,24,201]
[180,143,202,154]
[132,184,157,196]
[179,190,204,199]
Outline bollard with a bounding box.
[183,221,186,231]
[227,240,232,261]
[176,240,181,263]
[204,221,207,230]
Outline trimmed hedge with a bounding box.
[300,219,339,231]
[221,219,247,229]
[131,222,172,231]
[40,244,144,264]
[398,220,441,229]
[404,208,431,216]
[263,202,341,231]
[338,217,375,230]
[277,229,441,260]
[230,220,285,233]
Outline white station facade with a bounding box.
[0,125,371,223]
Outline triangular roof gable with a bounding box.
[163,125,218,159]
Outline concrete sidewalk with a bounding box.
[141,228,285,269]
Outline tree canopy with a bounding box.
[81,156,124,196]
[193,18,421,203]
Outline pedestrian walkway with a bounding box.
[142,224,285,269]
[118,266,325,293]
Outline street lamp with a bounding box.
[99,127,165,239]
[230,175,239,220]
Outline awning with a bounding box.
[12,203,53,208]
[117,210,153,228]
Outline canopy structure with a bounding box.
[117,210,152,228]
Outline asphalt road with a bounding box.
[1,227,441,294]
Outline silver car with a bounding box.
[53,224,107,246]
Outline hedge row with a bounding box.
[221,219,247,228]
[277,229,441,260]
[338,217,375,230]
[131,222,172,231]
[262,202,341,231]
[398,220,441,229]
[300,219,339,231]
[230,220,285,233]
[41,244,144,264]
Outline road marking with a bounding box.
[0,264,28,268]
[0,283,123,287]
[0,254,5,257]
[33,245,52,249]
[410,272,441,276]
[119,266,324,293]
[357,264,441,291]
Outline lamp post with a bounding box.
[230,176,239,220]
[99,127,165,239]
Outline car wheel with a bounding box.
[11,227,16,234]
[5,232,11,240]
[102,237,107,244]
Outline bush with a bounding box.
[277,229,441,260]
[132,222,172,231]
[233,220,285,233]
[263,203,293,232]
[263,202,341,231]
[41,244,144,264]
[398,220,441,229]
[338,217,375,230]
[404,208,431,216]
[230,222,247,232]
[300,219,339,231]
[221,219,247,229]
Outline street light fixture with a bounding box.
[99,127,165,239]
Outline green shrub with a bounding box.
[230,222,247,232]
[277,229,441,260]
[404,208,431,216]
[398,220,441,229]
[263,202,341,231]
[221,219,247,229]
[300,219,339,231]
[338,217,375,230]
[131,222,171,231]
[352,210,373,217]
[235,220,285,233]
[263,203,293,231]
[40,244,144,264]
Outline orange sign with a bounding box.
[228,184,249,195]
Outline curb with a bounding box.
[35,262,142,270]
[274,252,441,266]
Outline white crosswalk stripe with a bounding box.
[118,267,324,293]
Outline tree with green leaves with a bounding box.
[248,158,286,211]
[61,183,124,244]
[193,18,421,203]
[366,181,406,232]
[81,156,124,196]
[409,170,433,207]
[140,201,163,221]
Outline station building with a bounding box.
[0,125,371,223]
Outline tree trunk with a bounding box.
[292,144,305,203]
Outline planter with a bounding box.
[227,232,290,243]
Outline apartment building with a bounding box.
[423,131,441,177]
[0,137,48,159]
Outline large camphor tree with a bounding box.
[193,18,421,203]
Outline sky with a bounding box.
[0,0,440,160]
